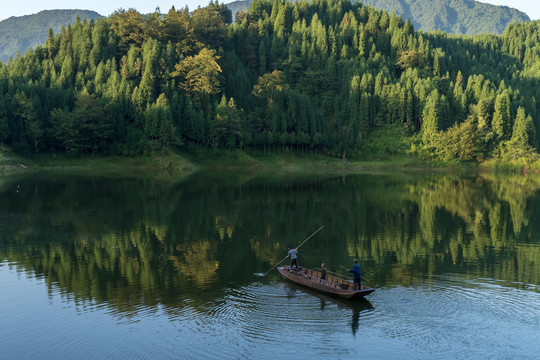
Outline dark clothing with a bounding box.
[349,263,361,290]
[291,258,298,269]
[321,268,327,280]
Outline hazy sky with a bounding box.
[0,1,209,21]
[0,0,539,21]
[481,0,540,20]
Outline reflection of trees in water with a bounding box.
[0,172,539,312]
[408,174,540,286]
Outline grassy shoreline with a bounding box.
[0,149,467,176]
[1,151,198,177]
[1,147,537,177]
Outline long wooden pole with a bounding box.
[263,225,324,275]
[263,254,289,276]
[295,225,324,251]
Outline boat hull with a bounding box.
[277,266,375,299]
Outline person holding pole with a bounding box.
[288,245,299,270]
[321,263,327,282]
[262,226,324,276]
[349,259,361,290]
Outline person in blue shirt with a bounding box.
[349,259,361,290]
[288,245,299,270]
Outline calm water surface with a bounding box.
[0,171,539,359]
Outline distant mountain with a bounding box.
[226,0,253,20]
[224,0,530,35]
[0,10,103,63]
[359,0,529,34]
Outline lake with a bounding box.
[1,171,539,359]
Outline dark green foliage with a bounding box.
[143,94,178,151]
[211,95,244,149]
[51,89,111,157]
[1,0,540,162]
[434,118,483,161]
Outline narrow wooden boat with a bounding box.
[277,266,375,299]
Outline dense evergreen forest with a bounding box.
[0,10,103,63]
[1,0,540,163]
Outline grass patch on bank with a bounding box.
[0,146,28,175]
[1,146,446,177]
[353,123,450,171]
[481,157,540,173]
[360,123,414,159]
[18,151,198,177]
[194,147,435,174]
[252,152,343,171]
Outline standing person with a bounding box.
[349,259,361,290]
[321,263,327,282]
[288,246,299,270]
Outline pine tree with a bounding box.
[511,107,536,148]
[14,92,42,153]
[422,90,440,146]
[0,94,8,142]
[492,91,511,140]
[143,93,176,150]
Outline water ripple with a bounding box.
[2,265,539,360]
[367,275,540,359]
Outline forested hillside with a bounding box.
[226,0,254,20]
[359,0,529,35]
[0,10,103,63]
[225,0,530,35]
[0,0,539,164]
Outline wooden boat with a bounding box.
[277,266,375,299]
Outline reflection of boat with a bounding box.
[282,281,373,335]
[277,266,375,299]
[283,281,373,310]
